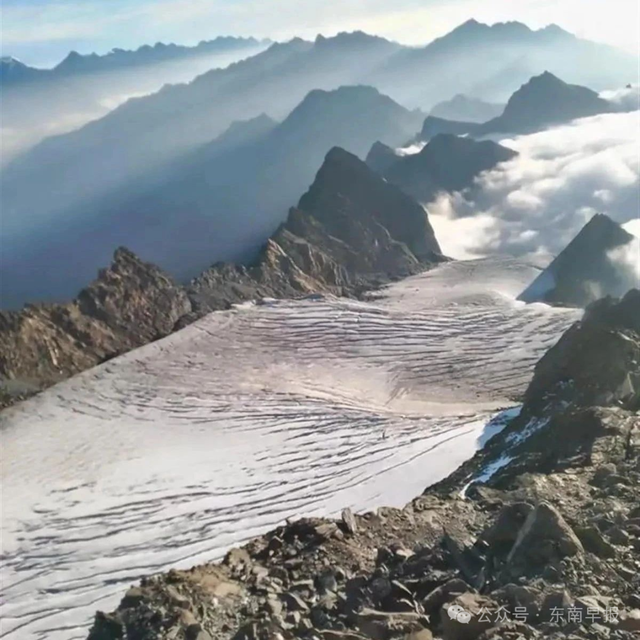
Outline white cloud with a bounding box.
[428,111,640,259]
[607,238,640,286]
[623,220,640,239]
[600,85,640,111]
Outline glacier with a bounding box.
[0,256,580,639]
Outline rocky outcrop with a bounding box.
[443,288,639,489]
[86,292,640,640]
[518,213,638,307]
[188,147,444,314]
[377,134,517,203]
[0,248,191,400]
[523,289,640,412]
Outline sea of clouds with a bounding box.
[428,109,640,270]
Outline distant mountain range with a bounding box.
[1,20,636,308]
[0,147,442,401]
[420,72,618,139]
[519,214,638,308]
[1,37,271,162]
[0,37,270,85]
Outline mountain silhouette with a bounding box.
[518,214,638,307]
[0,37,270,86]
[477,71,614,134]
[419,72,616,140]
[376,134,517,203]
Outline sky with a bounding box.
[1,0,639,67]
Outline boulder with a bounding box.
[341,508,358,535]
[507,502,583,570]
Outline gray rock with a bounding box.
[507,502,583,568]
[619,609,640,631]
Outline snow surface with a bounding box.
[0,257,580,639]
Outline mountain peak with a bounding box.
[538,23,574,38]
[479,72,613,134]
[518,213,637,307]
[449,19,532,37]
[298,146,441,262]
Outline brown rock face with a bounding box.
[0,247,191,394]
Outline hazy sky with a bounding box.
[2,0,639,67]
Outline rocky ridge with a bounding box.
[87,290,640,640]
[0,248,191,405]
[0,148,443,405]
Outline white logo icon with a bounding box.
[447,604,471,624]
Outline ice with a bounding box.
[0,257,579,639]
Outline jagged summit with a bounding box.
[298,145,441,262]
[365,140,399,174]
[519,213,637,308]
[187,146,443,315]
[0,247,190,392]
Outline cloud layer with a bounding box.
[429,110,640,264]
